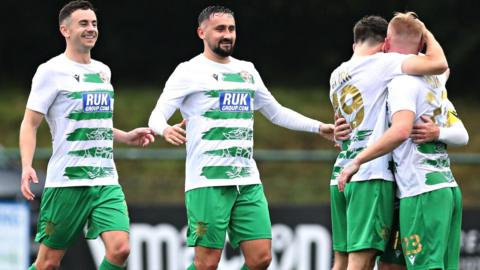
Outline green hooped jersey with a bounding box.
[155,54,285,191]
[387,74,458,198]
[27,54,118,187]
[329,52,409,185]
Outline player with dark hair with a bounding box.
[329,13,448,270]
[338,12,468,270]
[20,1,154,269]
[149,5,335,270]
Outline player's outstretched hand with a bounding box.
[334,117,352,141]
[338,159,360,192]
[319,123,335,142]
[126,127,155,147]
[411,115,439,144]
[21,166,38,200]
[163,119,187,146]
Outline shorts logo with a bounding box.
[195,222,208,237]
[219,92,251,112]
[408,255,416,265]
[45,221,56,236]
[82,92,112,113]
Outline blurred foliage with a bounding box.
[2,87,479,206]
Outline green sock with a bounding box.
[99,257,124,270]
[186,263,196,270]
[27,263,36,270]
[240,265,250,270]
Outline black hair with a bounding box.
[198,5,234,26]
[353,15,388,44]
[59,0,95,25]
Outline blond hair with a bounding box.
[388,12,423,43]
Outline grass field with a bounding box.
[1,87,478,206]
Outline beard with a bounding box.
[212,38,235,57]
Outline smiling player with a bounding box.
[148,5,334,270]
[19,1,154,269]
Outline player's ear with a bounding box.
[383,37,390,52]
[352,43,356,52]
[197,26,205,40]
[60,24,70,38]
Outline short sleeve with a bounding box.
[387,75,419,119]
[26,64,59,115]
[379,52,412,78]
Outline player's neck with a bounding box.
[203,50,230,64]
[64,47,92,64]
[353,42,383,57]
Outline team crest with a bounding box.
[99,71,108,83]
[45,220,56,236]
[195,222,208,237]
[240,70,254,83]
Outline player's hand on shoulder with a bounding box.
[163,119,187,146]
[21,166,38,200]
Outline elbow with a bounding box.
[395,127,412,142]
[458,133,469,146]
[432,61,449,75]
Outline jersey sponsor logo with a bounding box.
[82,92,112,113]
[219,92,251,112]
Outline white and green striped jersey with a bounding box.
[329,52,409,185]
[387,74,459,198]
[150,54,321,191]
[26,54,118,188]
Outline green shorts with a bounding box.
[379,199,405,265]
[185,184,272,249]
[35,185,130,249]
[330,179,394,253]
[400,187,462,270]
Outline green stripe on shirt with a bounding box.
[68,147,113,159]
[201,166,251,179]
[66,128,113,141]
[202,127,253,140]
[64,166,115,180]
[202,111,253,120]
[204,147,252,158]
[67,111,113,121]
